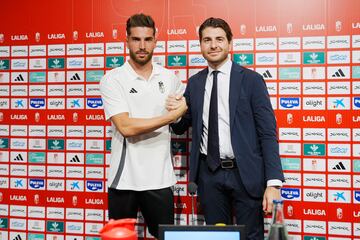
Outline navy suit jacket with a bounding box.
[172,62,284,198]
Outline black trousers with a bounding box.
[108,187,174,238]
[197,158,264,240]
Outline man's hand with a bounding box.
[166,94,187,122]
[166,94,183,111]
[262,186,281,215]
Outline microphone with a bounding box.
[188,182,198,225]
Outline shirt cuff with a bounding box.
[267,179,283,188]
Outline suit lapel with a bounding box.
[229,63,245,125]
[195,68,208,135]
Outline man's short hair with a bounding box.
[126,13,156,36]
[198,17,233,42]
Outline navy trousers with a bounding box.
[197,158,264,240]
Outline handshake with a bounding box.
[165,94,188,123]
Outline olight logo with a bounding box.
[30,98,45,108]
[281,188,300,200]
[86,98,103,108]
[233,53,254,66]
[280,98,300,108]
[106,56,124,68]
[86,180,103,191]
[303,143,326,156]
[29,179,45,189]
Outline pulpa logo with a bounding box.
[30,98,45,108]
[87,98,103,108]
[280,98,300,108]
[281,188,300,199]
[86,181,103,191]
[355,191,360,202]
[354,97,360,108]
[29,179,45,189]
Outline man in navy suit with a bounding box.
[167,18,284,239]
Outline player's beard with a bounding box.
[129,49,154,66]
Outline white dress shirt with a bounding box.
[200,58,234,159]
